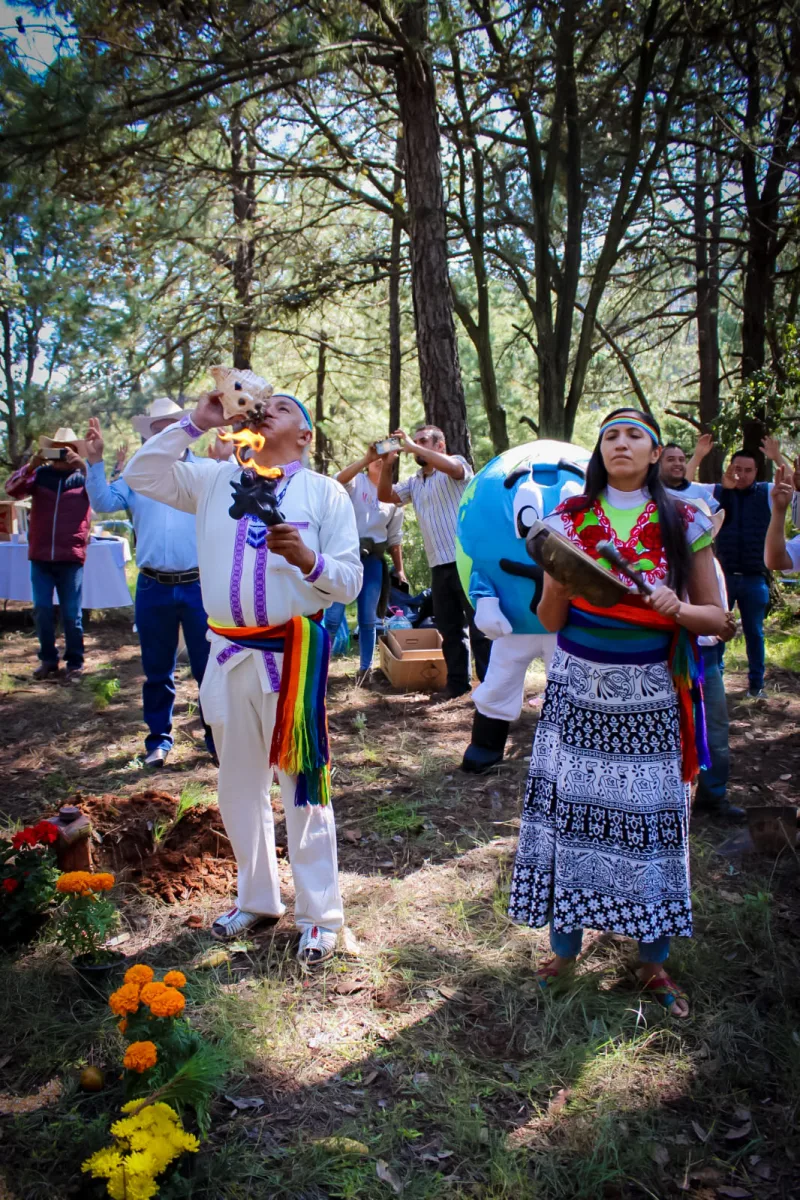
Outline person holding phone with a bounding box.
[324,443,406,686]
[377,425,491,697]
[5,427,91,681]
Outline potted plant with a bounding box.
[53,871,123,979]
[0,820,60,949]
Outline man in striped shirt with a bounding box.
[378,425,491,697]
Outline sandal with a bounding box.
[639,971,690,1018]
[534,957,575,989]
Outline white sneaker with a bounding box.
[211,906,274,941]
[297,925,337,966]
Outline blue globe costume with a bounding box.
[456,439,590,772]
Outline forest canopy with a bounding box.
[1,0,799,478]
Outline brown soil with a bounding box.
[72,788,236,905]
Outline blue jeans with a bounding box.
[30,560,84,669]
[550,924,671,964]
[324,553,384,671]
[134,574,212,754]
[695,645,730,809]
[724,572,770,691]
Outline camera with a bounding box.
[41,447,69,461]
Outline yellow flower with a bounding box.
[123,1041,158,1073]
[108,982,140,1016]
[147,987,185,1018]
[82,1146,124,1179]
[139,981,167,1005]
[56,871,94,895]
[162,970,186,989]
[124,964,154,986]
[91,872,116,891]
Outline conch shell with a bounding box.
[209,365,274,423]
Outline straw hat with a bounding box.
[132,397,185,439]
[39,427,89,457]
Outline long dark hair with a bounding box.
[573,408,691,596]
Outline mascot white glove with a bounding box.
[475,596,513,641]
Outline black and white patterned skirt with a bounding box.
[508,645,692,942]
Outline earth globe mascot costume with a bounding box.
[456,439,590,772]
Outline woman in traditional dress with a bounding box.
[508,409,726,1017]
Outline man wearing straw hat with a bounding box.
[84,397,216,768]
[124,374,361,964]
[5,427,90,681]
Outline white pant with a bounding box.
[208,654,344,930]
[472,632,556,722]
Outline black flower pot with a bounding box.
[72,952,127,990]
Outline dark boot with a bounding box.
[461,712,510,774]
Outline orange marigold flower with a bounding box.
[117,1018,128,1034]
[108,983,141,1016]
[56,871,94,895]
[163,970,187,989]
[124,964,154,986]
[123,1040,158,1073]
[90,873,115,892]
[140,981,168,1006]
[147,987,185,1018]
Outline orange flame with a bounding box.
[218,428,283,478]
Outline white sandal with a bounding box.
[211,906,276,941]
[297,925,337,965]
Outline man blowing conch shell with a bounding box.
[124,376,362,965]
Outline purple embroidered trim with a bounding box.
[288,521,309,530]
[230,518,248,626]
[304,553,325,583]
[281,460,304,478]
[254,542,268,625]
[178,412,204,440]
[217,644,242,666]
[263,650,281,691]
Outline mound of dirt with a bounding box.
[66,790,235,904]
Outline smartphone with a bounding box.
[41,447,68,461]
[374,436,402,456]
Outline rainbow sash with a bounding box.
[209,615,331,806]
[566,597,709,783]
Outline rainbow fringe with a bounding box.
[269,616,331,806]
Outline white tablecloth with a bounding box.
[0,537,133,609]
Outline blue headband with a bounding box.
[274,392,313,430]
[599,416,659,445]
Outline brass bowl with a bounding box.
[526,521,630,608]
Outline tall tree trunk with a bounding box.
[395,0,471,461]
[1,309,19,467]
[314,330,329,475]
[388,129,404,440]
[230,107,257,370]
[693,125,723,482]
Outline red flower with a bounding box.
[638,520,662,555]
[578,522,607,552]
[11,829,36,850]
[33,821,59,845]
[2,878,19,893]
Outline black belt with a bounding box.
[140,567,200,585]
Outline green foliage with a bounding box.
[85,674,121,710]
[53,890,119,961]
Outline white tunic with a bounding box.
[123,421,362,701]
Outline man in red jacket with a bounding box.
[5,427,91,681]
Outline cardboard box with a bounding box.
[378,628,448,691]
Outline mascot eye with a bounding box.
[516,505,537,537]
[512,480,544,538]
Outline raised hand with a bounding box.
[390,428,416,453]
[722,457,738,489]
[63,447,85,472]
[772,463,794,514]
[191,391,228,432]
[761,434,782,463]
[695,432,714,459]
[114,442,129,473]
[85,418,105,465]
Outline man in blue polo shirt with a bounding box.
[85,400,215,767]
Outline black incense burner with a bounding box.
[228,469,285,525]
